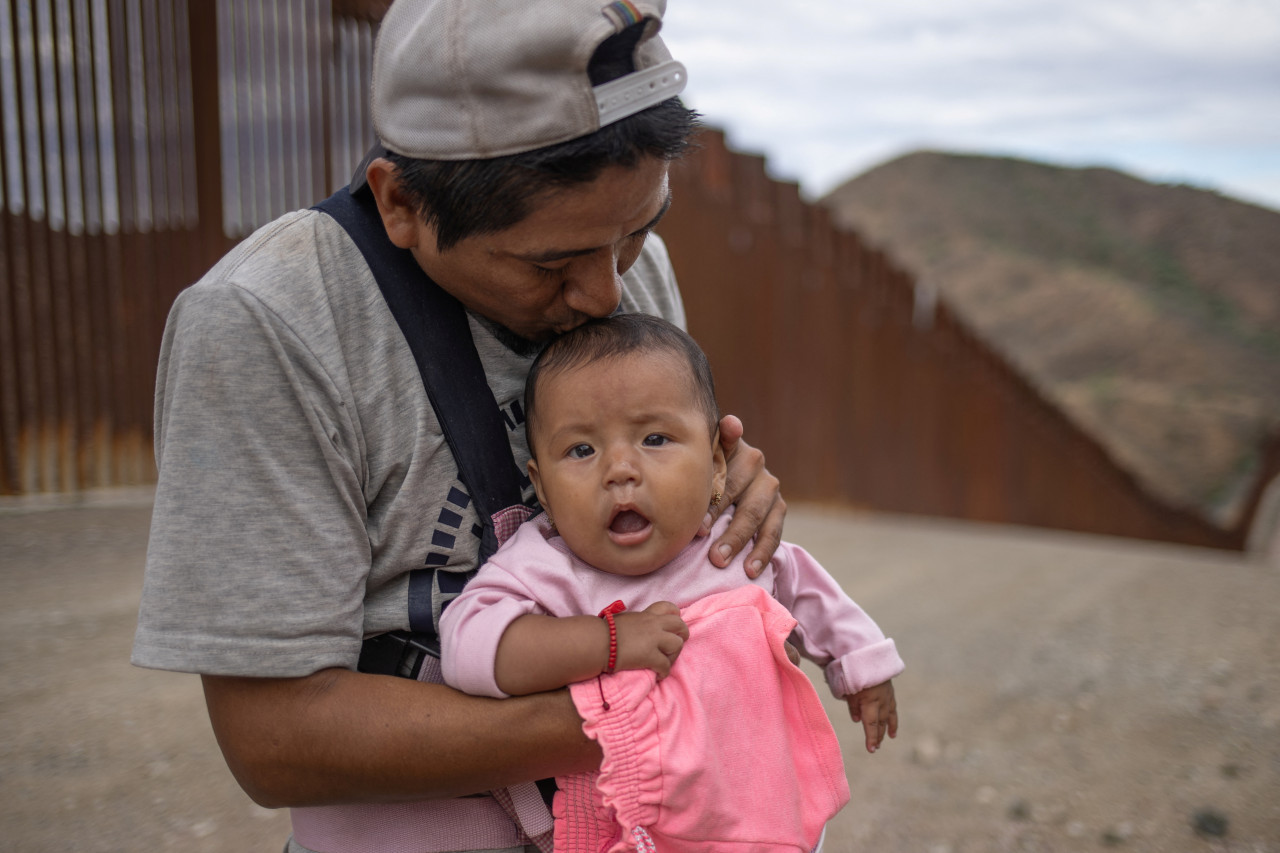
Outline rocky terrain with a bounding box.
[821,152,1280,527]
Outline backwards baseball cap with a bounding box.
[370,0,688,161]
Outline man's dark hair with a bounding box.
[385,22,701,251]
[525,314,720,456]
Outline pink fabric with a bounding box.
[492,504,538,546]
[552,771,619,852]
[441,510,904,702]
[436,508,903,853]
[290,655,552,853]
[558,585,850,852]
[290,798,522,853]
[491,785,555,853]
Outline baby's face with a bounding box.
[527,351,726,576]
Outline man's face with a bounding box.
[404,157,671,343]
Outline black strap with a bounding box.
[313,187,524,662]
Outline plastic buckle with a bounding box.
[357,630,440,679]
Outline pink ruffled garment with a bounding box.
[554,585,850,853]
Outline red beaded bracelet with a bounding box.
[598,600,626,674]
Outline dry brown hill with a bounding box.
[821,151,1280,524]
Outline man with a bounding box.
[133,1,784,851]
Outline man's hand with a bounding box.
[614,601,689,679]
[847,680,899,754]
[703,414,785,578]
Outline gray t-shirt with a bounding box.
[132,207,685,677]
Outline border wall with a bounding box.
[661,132,1272,550]
[1,0,1271,550]
[0,0,384,492]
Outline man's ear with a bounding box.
[365,157,431,251]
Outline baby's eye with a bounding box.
[642,434,669,447]
[567,443,594,459]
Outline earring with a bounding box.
[710,490,722,508]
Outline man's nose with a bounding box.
[564,250,623,318]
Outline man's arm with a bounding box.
[202,668,601,808]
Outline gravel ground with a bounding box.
[2,491,1277,852]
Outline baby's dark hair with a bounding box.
[525,314,719,455]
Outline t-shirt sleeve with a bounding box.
[771,543,905,697]
[132,278,370,677]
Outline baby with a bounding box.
[441,313,903,852]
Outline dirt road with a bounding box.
[2,491,1277,852]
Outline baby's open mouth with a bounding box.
[609,508,650,535]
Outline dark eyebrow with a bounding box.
[512,192,673,264]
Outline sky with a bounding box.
[659,0,1280,212]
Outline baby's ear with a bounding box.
[711,429,728,493]
[527,457,550,513]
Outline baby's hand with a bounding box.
[613,601,689,679]
[847,680,898,753]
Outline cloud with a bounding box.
[661,0,1280,208]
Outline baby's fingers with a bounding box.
[862,714,888,753]
[848,684,898,753]
[657,626,685,661]
[648,653,674,681]
[643,603,690,637]
[643,600,680,617]
[855,699,882,752]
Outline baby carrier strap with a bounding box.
[313,185,524,668]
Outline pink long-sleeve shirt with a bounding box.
[440,510,904,701]
[560,583,857,852]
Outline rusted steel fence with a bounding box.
[0,0,384,493]
[2,0,205,493]
[0,0,1267,550]
[663,131,1269,551]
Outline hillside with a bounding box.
[821,151,1280,523]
